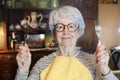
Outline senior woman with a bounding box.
[15,6,118,80]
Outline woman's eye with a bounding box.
[57,25,63,29]
[69,25,74,28]
[69,25,75,28]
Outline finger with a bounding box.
[95,50,104,56]
[104,51,109,56]
[97,61,105,67]
[95,45,105,55]
[16,53,22,60]
[24,53,31,61]
[97,45,106,51]
[23,46,31,58]
[95,51,106,63]
[16,53,28,62]
[19,45,24,50]
[16,53,25,61]
[97,54,109,67]
[96,53,106,62]
[21,45,30,54]
[95,45,107,57]
[17,45,25,54]
[96,50,109,61]
[16,56,25,67]
[97,55,107,64]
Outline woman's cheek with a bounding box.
[56,33,62,44]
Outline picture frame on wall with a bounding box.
[26,33,45,48]
[99,0,118,4]
[0,9,6,50]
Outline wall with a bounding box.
[99,2,120,50]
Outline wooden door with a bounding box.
[78,0,98,20]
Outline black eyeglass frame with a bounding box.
[54,23,79,32]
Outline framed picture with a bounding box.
[99,0,118,4]
[26,33,45,48]
[0,9,6,50]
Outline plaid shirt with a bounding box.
[15,51,118,80]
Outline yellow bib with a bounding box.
[40,56,93,80]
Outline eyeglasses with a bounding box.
[54,23,78,32]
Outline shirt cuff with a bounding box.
[15,69,29,79]
[103,71,119,80]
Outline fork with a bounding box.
[95,23,102,46]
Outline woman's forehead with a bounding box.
[57,17,76,24]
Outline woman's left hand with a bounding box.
[94,45,110,75]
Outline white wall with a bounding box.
[99,2,120,50]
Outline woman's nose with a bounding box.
[63,26,69,34]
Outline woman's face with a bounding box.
[54,17,81,47]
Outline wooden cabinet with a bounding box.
[78,0,98,20]
[0,50,54,80]
[5,8,52,50]
[0,53,17,80]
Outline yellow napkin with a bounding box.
[40,56,93,80]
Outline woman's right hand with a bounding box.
[16,44,31,73]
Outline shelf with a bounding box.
[5,7,54,11]
[9,28,50,32]
[0,47,56,54]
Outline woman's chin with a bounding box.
[61,43,72,47]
